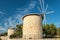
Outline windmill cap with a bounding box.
[22,14,44,20]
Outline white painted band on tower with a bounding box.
[22,14,43,39]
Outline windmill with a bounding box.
[38,0,54,25]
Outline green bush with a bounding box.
[10,32,22,39]
[10,24,23,39]
[43,24,57,38]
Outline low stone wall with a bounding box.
[8,38,22,40]
[1,37,60,40]
[8,38,60,40]
[0,36,8,40]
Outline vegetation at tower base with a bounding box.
[10,24,23,39]
[0,32,7,40]
[0,38,2,40]
[57,28,60,37]
[43,24,57,38]
[0,23,59,39]
[0,32,7,36]
[9,23,60,38]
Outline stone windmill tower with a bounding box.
[22,14,43,39]
[8,27,15,38]
[22,0,54,39]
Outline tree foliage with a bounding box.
[9,23,57,38]
[57,28,60,36]
[49,24,57,36]
[43,24,57,38]
[0,32,7,36]
[10,24,23,38]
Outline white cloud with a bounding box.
[0,26,6,31]
[0,11,7,15]
[0,11,8,19]
[29,1,36,9]
[16,1,36,14]
[15,14,22,23]
[4,14,22,28]
[4,17,13,28]
[5,22,8,27]
[0,14,22,32]
[55,22,60,27]
[11,14,22,27]
[8,17,13,27]
[3,1,36,30]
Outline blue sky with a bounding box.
[0,0,60,32]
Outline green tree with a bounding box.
[43,24,57,38]
[16,24,23,37]
[0,32,7,36]
[42,24,45,34]
[45,24,50,37]
[16,24,23,32]
[10,24,23,38]
[49,24,57,37]
[57,28,60,37]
